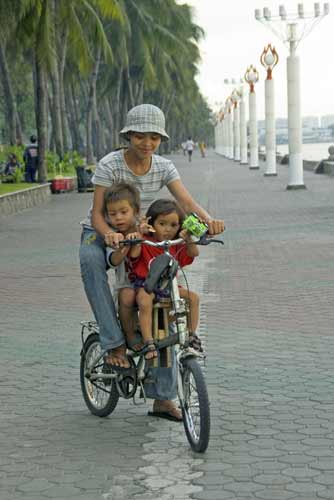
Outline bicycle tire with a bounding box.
[80,333,119,417]
[180,357,210,453]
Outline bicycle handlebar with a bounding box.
[119,235,224,248]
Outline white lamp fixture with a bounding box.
[255,3,329,189]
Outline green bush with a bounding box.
[46,150,84,178]
[12,167,24,183]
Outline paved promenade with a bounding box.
[1,150,334,500]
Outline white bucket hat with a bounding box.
[119,104,169,142]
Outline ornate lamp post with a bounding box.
[218,110,225,156]
[239,83,248,165]
[255,3,330,189]
[225,96,234,159]
[231,88,241,162]
[245,65,259,169]
[214,103,224,155]
[221,111,228,157]
[260,44,279,176]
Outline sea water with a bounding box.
[277,142,333,161]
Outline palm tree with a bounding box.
[0,0,24,145]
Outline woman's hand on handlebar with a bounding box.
[206,219,225,235]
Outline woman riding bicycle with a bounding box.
[79,103,224,421]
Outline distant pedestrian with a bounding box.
[181,141,187,156]
[185,137,194,162]
[199,141,206,158]
[23,135,39,182]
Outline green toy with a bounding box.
[182,213,208,238]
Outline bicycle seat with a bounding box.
[144,254,177,293]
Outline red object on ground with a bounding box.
[51,177,74,194]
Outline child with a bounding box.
[127,199,201,359]
[103,182,144,355]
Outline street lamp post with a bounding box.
[213,103,224,155]
[255,3,330,189]
[260,44,279,176]
[219,110,225,156]
[239,84,248,165]
[245,65,259,169]
[225,97,234,160]
[231,89,241,161]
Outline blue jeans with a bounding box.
[79,228,124,351]
[79,227,177,400]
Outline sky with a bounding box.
[182,0,333,120]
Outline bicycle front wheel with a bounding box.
[80,333,119,417]
[180,357,210,453]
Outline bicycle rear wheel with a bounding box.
[180,357,210,453]
[80,333,119,417]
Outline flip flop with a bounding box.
[147,410,183,422]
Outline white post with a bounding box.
[287,36,305,188]
[240,89,248,164]
[223,116,228,157]
[227,105,234,159]
[249,90,259,169]
[264,78,277,175]
[214,123,218,153]
[233,102,240,161]
[215,120,220,154]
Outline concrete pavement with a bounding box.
[1,150,334,499]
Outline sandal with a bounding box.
[188,334,203,352]
[142,339,158,360]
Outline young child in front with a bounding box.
[103,182,143,353]
[127,199,201,360]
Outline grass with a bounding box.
[0,183,34,195]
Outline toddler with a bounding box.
[126,199,201,359]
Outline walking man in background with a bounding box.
[185,137,195,162]
[23,135,39,182]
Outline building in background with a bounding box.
[320,115,334,128]
[302,116,319,129]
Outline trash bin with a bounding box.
[75,166,94,193]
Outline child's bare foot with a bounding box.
[143,339,158,360]
[126,333,144,352]
[105,344,130,368]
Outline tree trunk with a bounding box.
[86,49,101,164]
[65,84,80,151]
[35,59,48,182]
[136,80,144,104]
[49,0,64,158]
[125,64,135,108]
[112,67,123,147]
[104,98,113,151]
[48,91,57,151]
[0,40,20,145]
[15,113,23,145]
[58,26,69,151]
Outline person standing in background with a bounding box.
[185,137,194,162]
[199,141,206,158]
[23,135,39,182]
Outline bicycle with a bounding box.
[80,234,223,453]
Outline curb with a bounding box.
[0,183,52,216]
